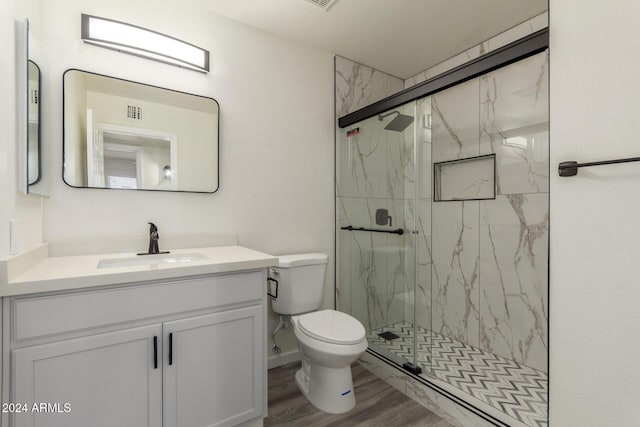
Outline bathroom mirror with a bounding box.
[16,17,45,194]
[63,69,219,193]
[27,60,41,185]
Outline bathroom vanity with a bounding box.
[0,245,277,427]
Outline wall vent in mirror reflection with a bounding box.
[127,105,143,120]
[63,69,219,193]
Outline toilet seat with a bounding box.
[296,309,365,345]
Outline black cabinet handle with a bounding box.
[168,332,173,366]
[153,336,158,369]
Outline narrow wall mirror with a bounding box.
[27,60,41,185]
[63,69,219,193]
[16,18,45,194]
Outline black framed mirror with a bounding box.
[27,60,41,186]
[63,69,219,193]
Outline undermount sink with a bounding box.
[97,253,210,269]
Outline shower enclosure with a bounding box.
[336,35,549,427]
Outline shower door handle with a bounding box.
[341,225,404,235]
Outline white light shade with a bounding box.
[81,14,209,73]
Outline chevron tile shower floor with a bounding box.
[368,322,548,427]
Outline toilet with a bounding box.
[271,253,368,414]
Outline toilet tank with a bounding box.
[271,253,328,315]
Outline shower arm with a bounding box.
[378,111,400,121]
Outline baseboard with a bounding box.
[268,350,300,369]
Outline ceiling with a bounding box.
[195,0,548,79]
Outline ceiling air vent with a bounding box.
[303,0,339,11]
[127,105,142,120]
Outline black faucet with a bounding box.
[148,222,160,254]
[137,222,170,256]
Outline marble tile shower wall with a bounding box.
[335,56,410,331]
[336,123,413,331]
[403,12,549,89]
[407,11,549,373]
[335,12,548,372]
[426,52,549,373]
[335,56,404,118]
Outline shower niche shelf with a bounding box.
[433,154,496,202]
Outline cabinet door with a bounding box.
[163,305,264,427]
[12,324,163,427]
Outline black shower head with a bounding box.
[378,110,414,132]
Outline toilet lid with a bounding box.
[297,309,365,345]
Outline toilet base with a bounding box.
[295,359,356,414]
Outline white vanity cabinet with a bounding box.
[3,270,268,427]
[163,306,263,427]
[13,324,164,427]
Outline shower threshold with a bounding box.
[367,322,548,427]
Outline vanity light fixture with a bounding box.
[81,14,209,73]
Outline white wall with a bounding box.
[0,0,44,259]
[35,0,334,355]
[1,0,17,252]
[549,1,640,425]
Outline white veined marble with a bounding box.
[336,26,549,381]
[431,79,480,163]
[335,57,415,335]
[431,200,481,347]
[335,56,403,118]
[435,156,495,201]
[427,52,549,373]
[337,196,411,331]
[337,115,413,200]
[404,11,548,90]
[480,53,549,195]
[479,194,548,372]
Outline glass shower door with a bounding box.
[413,96,434,374]
[336,47,549,427]
[336,101,424,371]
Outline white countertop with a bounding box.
[0,246,278,297]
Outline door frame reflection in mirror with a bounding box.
[87,120,178,191]
[62,68,219,193]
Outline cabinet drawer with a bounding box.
[13,271,265,341]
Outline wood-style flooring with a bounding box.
[265,362,453,427]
